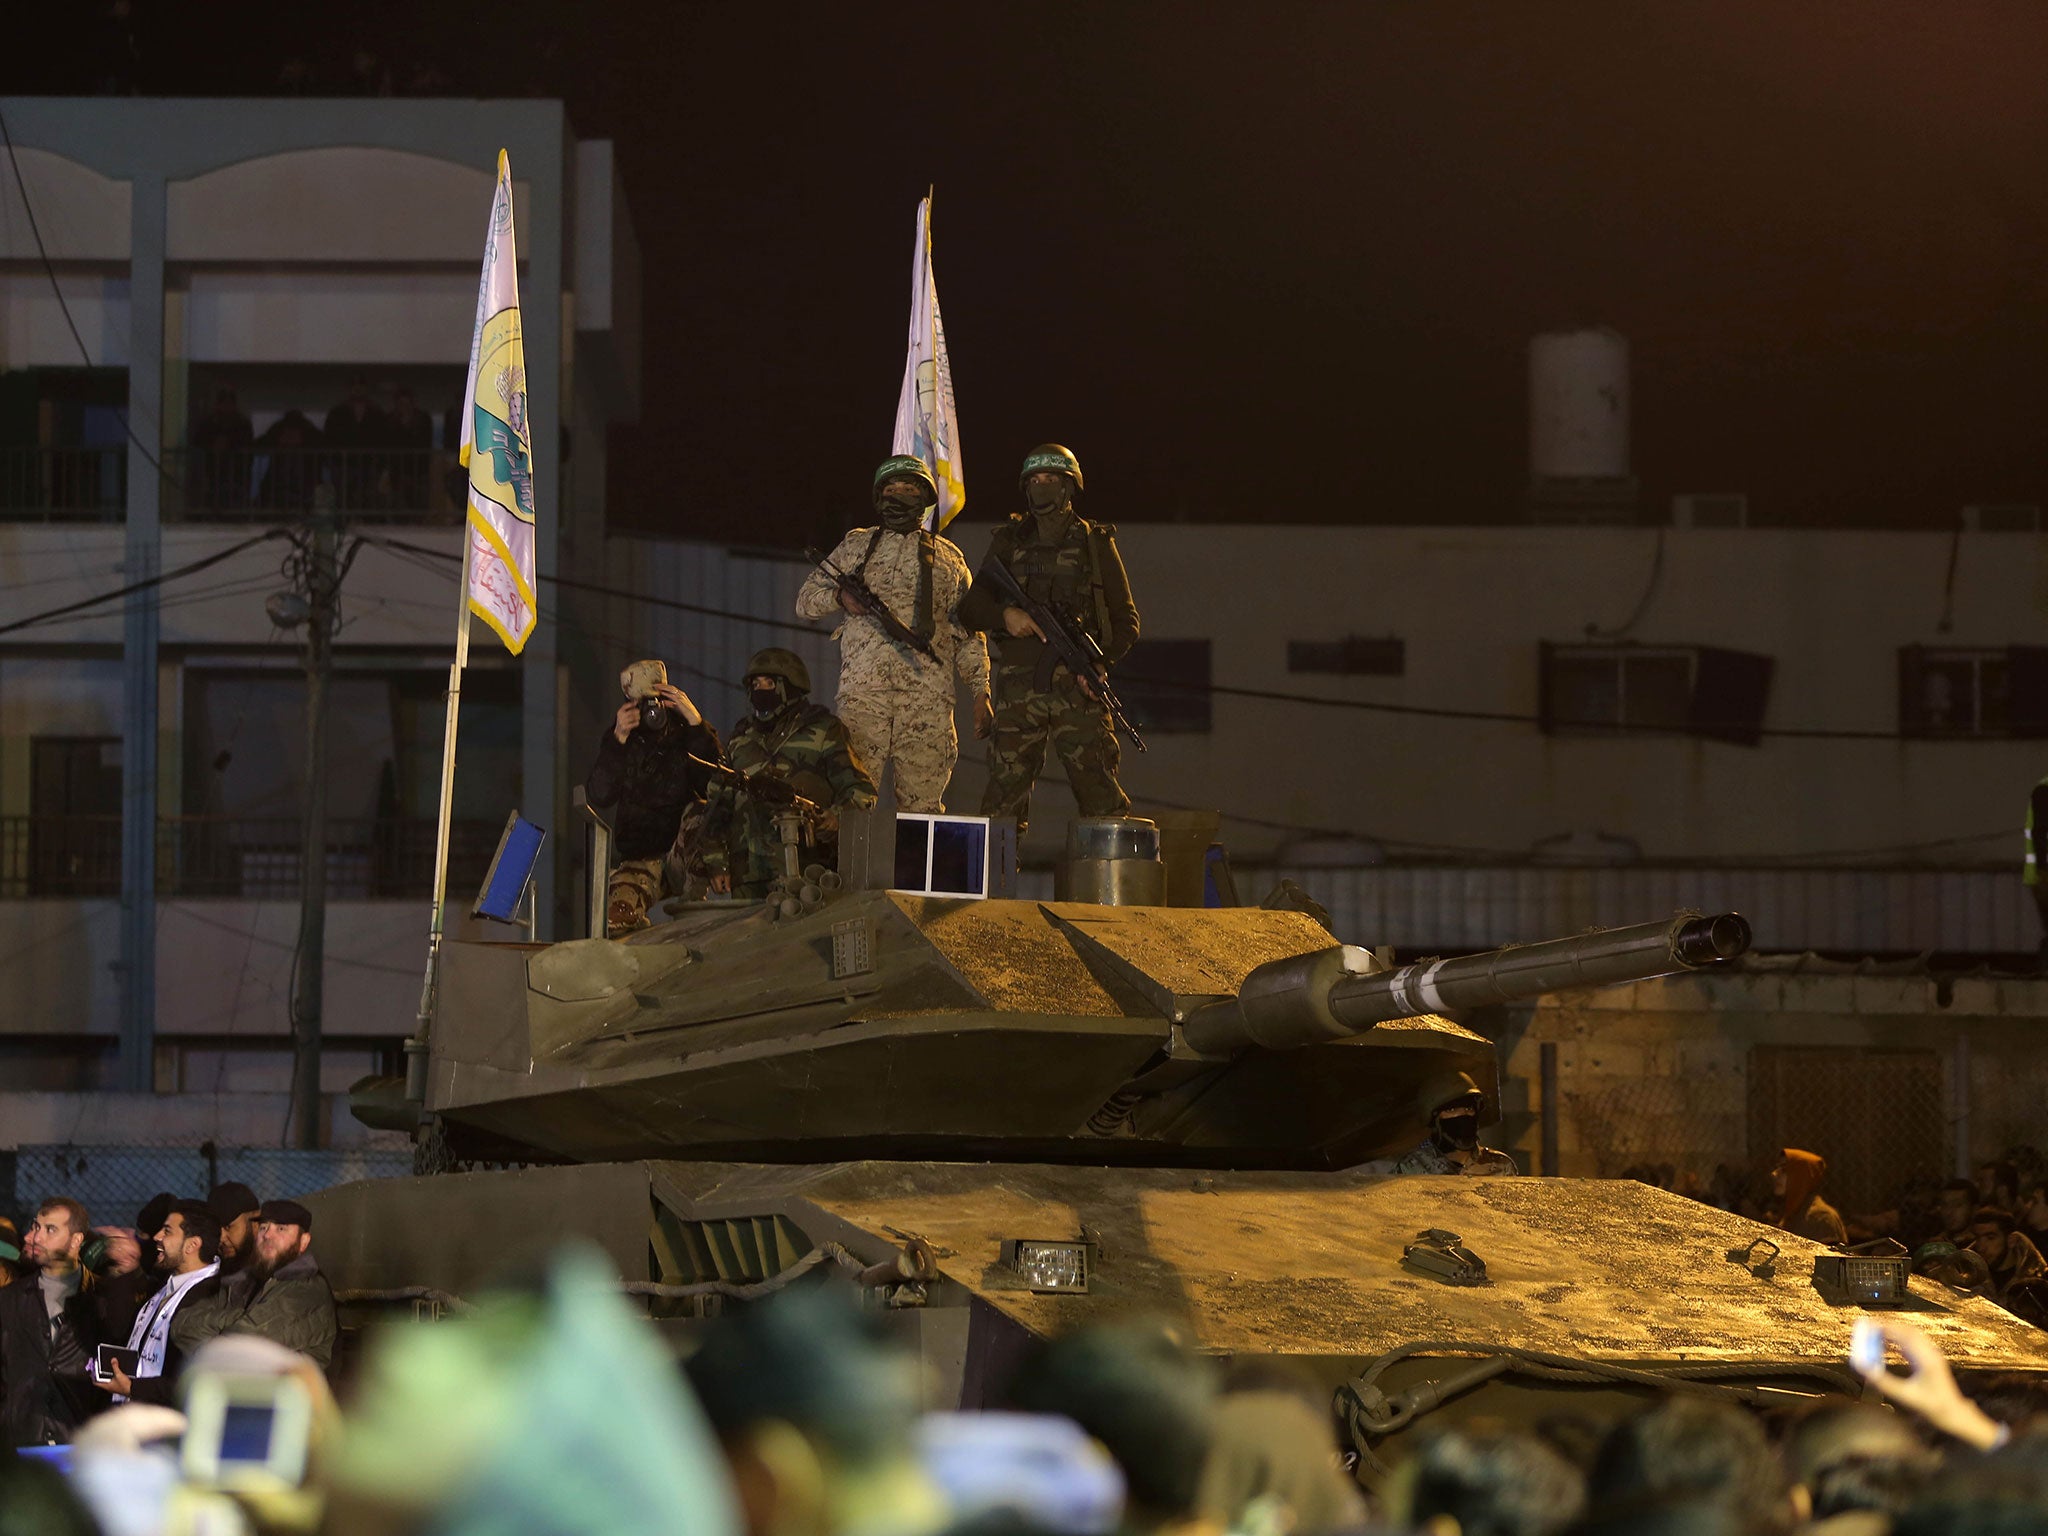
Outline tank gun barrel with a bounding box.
[1183,912,1750,1056]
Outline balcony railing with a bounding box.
[0,816,500,899]
[161,446,464,523]
[0,446,128,522]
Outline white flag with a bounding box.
[458,150,538,653]
[892,195,966,530]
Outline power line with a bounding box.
[0,530,284,637]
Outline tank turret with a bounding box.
[385,892,1750,1171]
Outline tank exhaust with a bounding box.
[1183,912,1750,1056]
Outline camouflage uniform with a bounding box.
[1352,1068,1520,1177]
[796,526,987,813]
[1352,1139,1520,1178]
[959,511,1139,834]
[699,688,878,900]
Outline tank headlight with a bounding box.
[1002,1239,1090,1294]
[1813,1253,1911,1307]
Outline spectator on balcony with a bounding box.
[256,409,324,510]
[324,376,389,509]
[385,385,434,510]
[1772,1148,1848,1245]
[190,387,253,509]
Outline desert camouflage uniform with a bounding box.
[699,701,877,899]
[796,527,987,813]
[959,512,1139,834]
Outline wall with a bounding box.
[1498,969,2048,1200]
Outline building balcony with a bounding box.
[0,446,471,523]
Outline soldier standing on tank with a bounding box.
[958,444,1139,836]
[795,456,991,813]
[699,648,878,900]
[1353,1071,1520,1177]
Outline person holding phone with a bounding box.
[95,1199,221,1406]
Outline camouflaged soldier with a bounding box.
[1352,1070,1520,1178]
[585,659,722,936]
[698,648,878,899]
[958,444,1139,835]
[795,456,991,812]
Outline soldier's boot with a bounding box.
[606,892,649,939]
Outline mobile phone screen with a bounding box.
[1850,1317,1888,1375]
[219,1404,278,1465]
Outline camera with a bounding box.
[637,694,663,729]
[181,1370,315,1491]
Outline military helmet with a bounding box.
[743,647,812,695]
[1416,1069,1486,1122]
[872,454,938,508]
[1018,443,1083,494]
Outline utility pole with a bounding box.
[288,498,340,1149]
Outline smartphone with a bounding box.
[91,1344,140,1384]
[1850,1316,1890,1376]
[180,1372,314,1491]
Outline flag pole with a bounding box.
[407,528,472,1101]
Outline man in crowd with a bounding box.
[0,1198,108,1446]
[208,1181,261,1275]
[1970,1206,2048,1305]
[174,1199,336,1371]
[98,1199,221,1406]
[1935,1178,1980,1247]
[587,659,723,936]
[959,443,1140,836]
[795,456,991,812]
[1772,1148,1849,1245]
[699,649,876,900]
[1353,1070,1520,1177]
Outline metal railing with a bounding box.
[0,446,128,522]
[161,446,462,523]
[0,816,499,899]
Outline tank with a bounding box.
[317,866,2048,1479]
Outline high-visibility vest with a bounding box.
[2028,775,2048,886]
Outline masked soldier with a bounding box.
[795,456,991,812]
[1352,1070,1520,1178]
[958,444,1139,836]
[585,660,723,936]
[699,648,878,899]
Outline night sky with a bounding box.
[17,2,2048,543]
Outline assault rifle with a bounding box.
[973,555,1148,752]
[690,755,824,817]
[804,547,939,661]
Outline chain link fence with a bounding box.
[3,1144,412,1226]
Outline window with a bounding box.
[1116,639,1211,734]
[1539,643,1775,746]
[1287,636,1405,676]
[1899,646,2048,738]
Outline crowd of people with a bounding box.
[0,1181,335,1455]
[186,380,442,514]
[1619,1149,2048,1326]
[0,1228,2045,1536]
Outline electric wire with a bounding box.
[0,530,285,637]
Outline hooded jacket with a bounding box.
[1776,1149,1849,1245]
[172,1248,336,1371]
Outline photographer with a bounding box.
[587,659,723,936]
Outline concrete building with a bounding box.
[0,98,639,1153]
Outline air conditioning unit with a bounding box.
[1671,493,1748,528]
[1961,503,2042,532]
